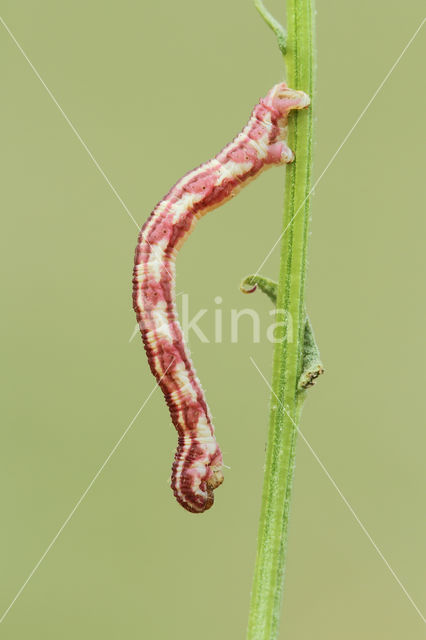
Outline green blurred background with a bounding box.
[1,1,425,638]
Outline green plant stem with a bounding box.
[255,0,287,56]
[240,275,324,389]
[247,1,315,638]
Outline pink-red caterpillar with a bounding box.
[132,83,310,513]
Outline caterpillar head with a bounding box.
[172,446,224,513]
[264,82,310,122]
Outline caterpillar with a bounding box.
[132,83,310,513]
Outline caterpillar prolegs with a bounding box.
[132,83,310,513]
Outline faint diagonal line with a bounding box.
[255,17,425,275]
[0,14,176,280]
[249,356,426,625]
[0,361,174,625]
[0,16,140,230]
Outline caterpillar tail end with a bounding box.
[172,455,225,514]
